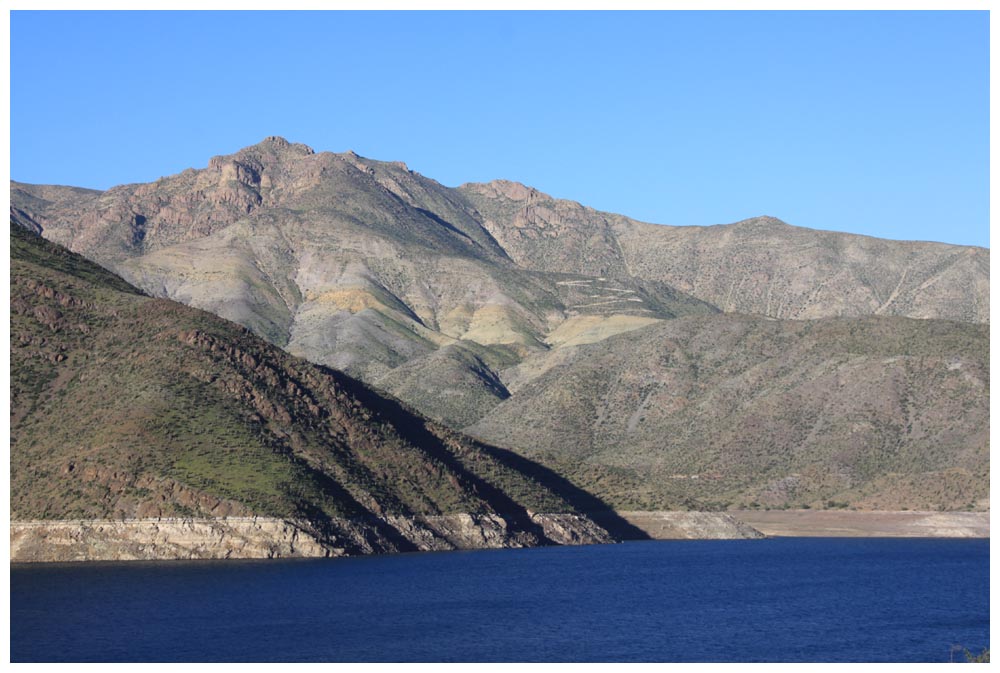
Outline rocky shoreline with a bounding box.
[731,509,990,538]
[11,510,989,563]
[613,511,766,540]
[615,510,990,541]
[9,513,613,563]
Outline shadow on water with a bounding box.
[330,370,650,543]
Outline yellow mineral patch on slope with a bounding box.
[438,303,475,339]
[300,286,456,347]
[499,349,575,394]
[304,287,386,313]
[545,314,661,348]
[460,304,542,349]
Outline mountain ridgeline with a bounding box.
[10,136,989,516]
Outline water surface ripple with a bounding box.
[10,537,989,662]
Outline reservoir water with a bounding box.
[10,537,989,662]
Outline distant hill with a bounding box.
[459,180,989,324]
[466,313,989,511]
[10,225,627,555]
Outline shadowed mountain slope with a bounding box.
[11,225,640,554]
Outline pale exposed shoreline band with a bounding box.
[10,510,988,564]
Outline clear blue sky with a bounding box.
[10,11,989,247]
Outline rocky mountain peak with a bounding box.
[730,215,791,229]
[256,135,315,155]
[205,136,315,175]
[462,179,551,203]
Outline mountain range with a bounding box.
[11,224,633,558]
[10,136,989,529]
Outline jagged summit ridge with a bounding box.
[205,136,316,179]
[461,179,554,204]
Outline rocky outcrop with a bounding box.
[387,512,612,551]
[530,512,616,545]
[10,513,615,563]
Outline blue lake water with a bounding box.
[10,537,989,662]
